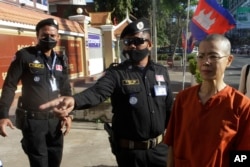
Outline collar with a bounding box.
[124,59,155,71]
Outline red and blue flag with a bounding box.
[190,0,236,41]
[182,29,195,53]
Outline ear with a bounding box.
[147,40,153,49]
[226,54,234,67]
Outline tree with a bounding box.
[156,0,197,50]
[130,0,152,19]
[93,0,151,23]
[93,0,198,50]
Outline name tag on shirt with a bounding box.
[154,85,167,96]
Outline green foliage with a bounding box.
[93,0,198,49]
[93,0,151,22]
[188,57,203,83]
[174,56,182,60]
[188,58,197,75]
[96,119,102,123]
[158,54,168,61]
[187,53,196,62]
[156,0,198,48]
[103,98,111,103]
[131,0,152,19]
[195,70,202,84]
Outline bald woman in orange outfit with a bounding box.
[164,34,250,167]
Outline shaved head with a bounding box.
[201,34,231,55]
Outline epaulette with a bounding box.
[109,62,119,67]
[108,62,119,68]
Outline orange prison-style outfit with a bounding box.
[164,85,250,167]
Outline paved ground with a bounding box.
[0,121,117,167]
[0,67,188,167]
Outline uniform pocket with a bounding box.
[15,108,27,130]
[122,85,142,94]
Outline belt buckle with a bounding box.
[128,140,134,149]
[147,138,157,149]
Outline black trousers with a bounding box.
[115,143,168,167]
[21,118,63,167]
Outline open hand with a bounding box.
[0,118,15,137]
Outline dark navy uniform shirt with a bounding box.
[73,59,174,141]
[0,46,71,118]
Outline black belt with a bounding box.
[26,110,56,120]
[119,134,163,150]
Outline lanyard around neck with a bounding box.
[39,51,57,77]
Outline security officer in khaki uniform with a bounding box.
[0,18,73,167]
[40,18,174,167]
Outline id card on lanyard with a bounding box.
[45,53,58,91]
[154,75,167,96]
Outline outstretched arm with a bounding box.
[39,96,75,118]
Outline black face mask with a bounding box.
[123,48,150,63]
[38,36,57,51]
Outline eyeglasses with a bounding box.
[196,55,228,62]
[123,37,150,46]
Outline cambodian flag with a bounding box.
[190,0,236,41]
[182,29,195,53]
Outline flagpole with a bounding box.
[152,0,157,62]
[182,0,190,90]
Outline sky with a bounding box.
[86,0,93,2]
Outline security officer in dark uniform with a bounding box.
[0,18,72,167]
[40,18,174,167]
